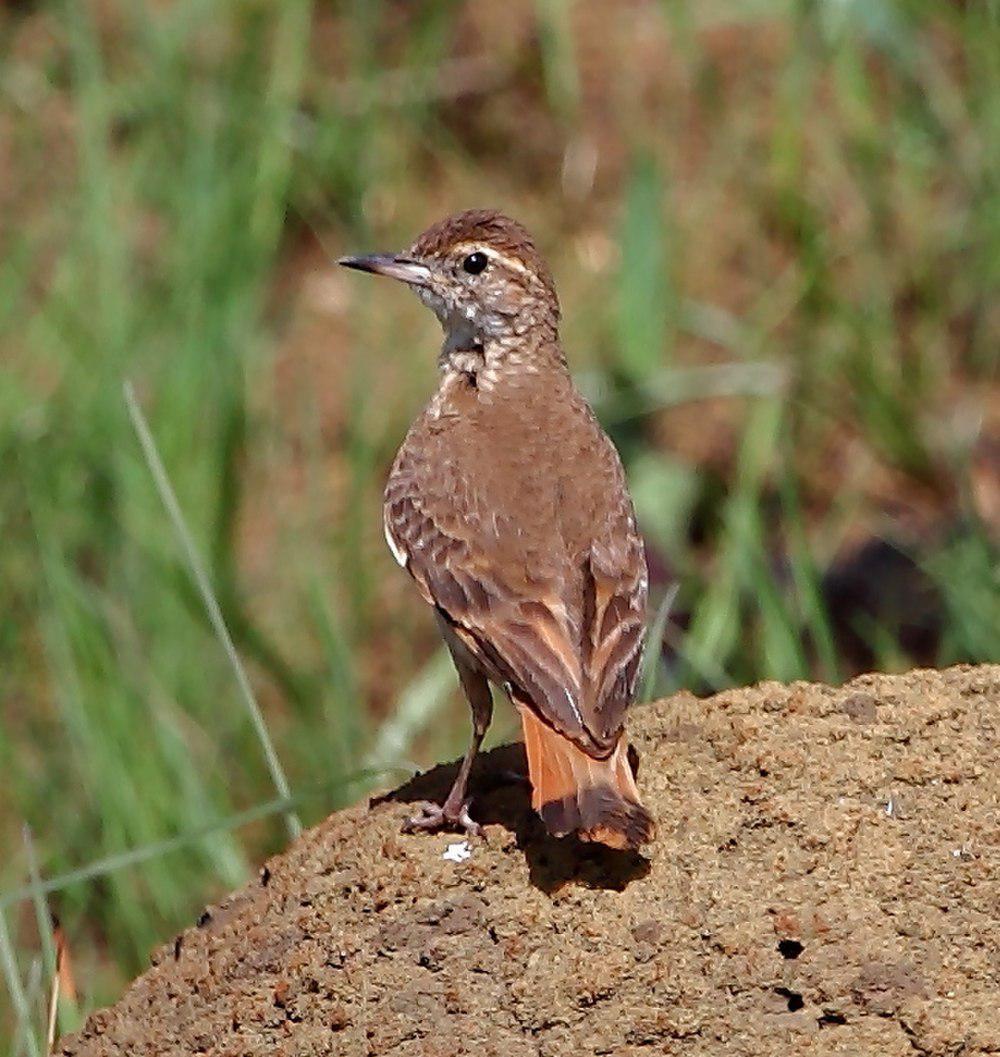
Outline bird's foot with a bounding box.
[402,799,483,839]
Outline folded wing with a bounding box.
[384,426,647,757]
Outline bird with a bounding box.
[339,209,654,850]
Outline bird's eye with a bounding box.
[462,251,488,275]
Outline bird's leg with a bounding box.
[404,657,493,839]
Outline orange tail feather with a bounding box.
[518,706,654,849]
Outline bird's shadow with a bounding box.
[373,742,651,894]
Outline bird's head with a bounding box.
[339,210,561,353]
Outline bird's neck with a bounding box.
[438,315,565,390]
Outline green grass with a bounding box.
[1,0,998,1049]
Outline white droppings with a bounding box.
[443,841,472,863]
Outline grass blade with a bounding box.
[123,380,301,840]
[640,582,680,702]
[616,154,671,383]
[0,907,40,1057]
[0,774,383,915]
[366,648,456,771]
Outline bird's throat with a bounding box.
[438,311,565,391]
[440,316,485,379]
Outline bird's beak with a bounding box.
[337,253,432,287]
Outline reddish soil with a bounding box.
[59,665,999,1056]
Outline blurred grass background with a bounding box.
[0,0,997,1048]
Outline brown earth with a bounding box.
[59,665,1000,1057]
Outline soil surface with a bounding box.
[59,665,1000,1056]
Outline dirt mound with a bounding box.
[59,665,999,1056]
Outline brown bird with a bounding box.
[339,209,654,850]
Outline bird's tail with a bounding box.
[518,705,654,850]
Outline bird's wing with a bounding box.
[385,443,594,750]
[384,405,647,757]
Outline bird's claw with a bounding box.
[402,800,483,839]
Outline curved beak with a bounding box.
[337,253,432,287]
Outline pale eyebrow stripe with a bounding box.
[450,241,536,279]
